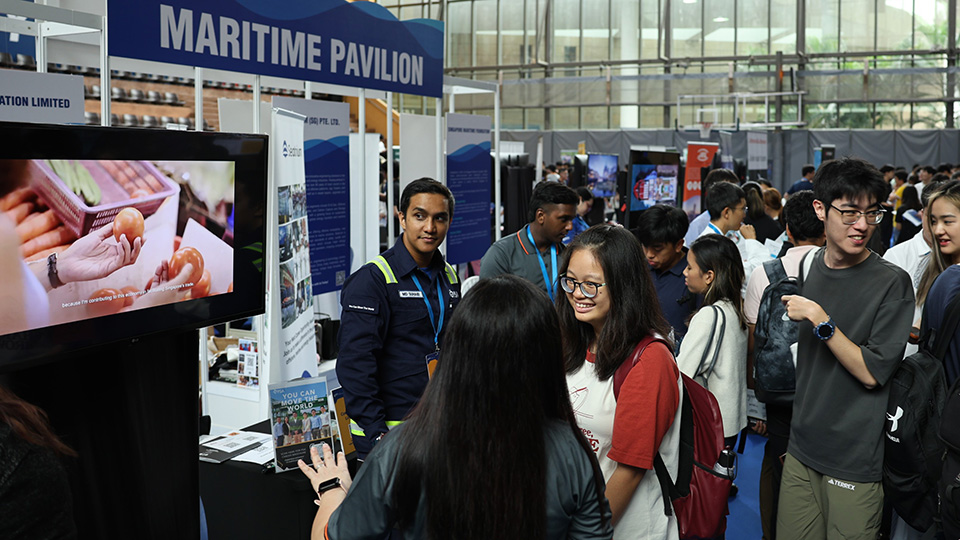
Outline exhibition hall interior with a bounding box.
[1,0,960,539]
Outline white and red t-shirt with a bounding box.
[567,340,683,540]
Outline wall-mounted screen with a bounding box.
[0,122,268,371]
[587,153,618,197]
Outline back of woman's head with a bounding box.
[763,188,783,213]
[558,224,671,380]
[0,385,75,457]
[900,185,922,211]
[690,234,747,328]
[742,182,766,221]
[429,274,567,419]
[393,274,601,540]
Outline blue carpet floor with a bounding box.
[726,431,766,540]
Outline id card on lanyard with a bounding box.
[411,273,444,379]
[527,226,558,301]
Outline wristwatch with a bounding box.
[316,477,343,497]
[813,317,835,341]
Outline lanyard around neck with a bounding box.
[410,273,444,350]
[527,225,558,301]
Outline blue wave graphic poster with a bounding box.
[445,113,492,265]
[275,97,350,294]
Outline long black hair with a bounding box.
[557,224,672,380]
[391,274,606,539]
[689,234,748,329]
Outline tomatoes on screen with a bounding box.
[191,270,212,298]
[169,246,204,285]
[120,286,139,307]
[87,288,124,317]
[113,207,144,243]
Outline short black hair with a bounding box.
[938,163,953,174]
[633,204,689,246]
[813,157,886,212]
[932,173,951,184]
[879,164,895,173]
[922,165,937,175]
[528,182,579,221]
[575,187,593,202]
[706,181,746,220]
[894,170,909,182]
[781,190,823,241]
[802,165,816,176]
[400,177,455,217]
[701,168,739,211]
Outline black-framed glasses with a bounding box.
[829,204,885,225]
[559,276,607,298]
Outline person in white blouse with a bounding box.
[677,233,749,448]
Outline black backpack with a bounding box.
[939,336,960,538]
[883,293,960,533]
[752,249,818,405]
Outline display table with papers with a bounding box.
[199,420,317,540]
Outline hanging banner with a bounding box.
[269,108,317,381]
[107,0,444,97]
[445,113,492,264]
[273,97,350,294]
[747,132,768,171]
[682,142,720,219]
[0,70,84,125]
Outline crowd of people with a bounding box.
[324,157,960,540]
[5,156,959,539]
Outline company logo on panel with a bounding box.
[283,140,303,158]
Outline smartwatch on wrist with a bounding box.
[47,252,64,289]
[316,477,343,497]
[813,317,835,341]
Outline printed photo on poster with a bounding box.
[269,377,339,473]
[237,338,259,389]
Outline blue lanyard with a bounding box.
[707,222,723,236]
[527,225,558,301]
[707,222,740,242]
[411,273,445,350]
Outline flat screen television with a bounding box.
[587,153,619,197]
[0,122,268,371]
[629,150,681,211]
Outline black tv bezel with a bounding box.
[0,122,268,372]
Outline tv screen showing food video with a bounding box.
[0,122,267,370]
[630,164,679,211]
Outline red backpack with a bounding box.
[613,336,733,540]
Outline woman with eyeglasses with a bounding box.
[299,274,613,540]
[558,224,683,539]
[678,234,749,449]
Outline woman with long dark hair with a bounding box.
[0,384,77,539]
[678,234,749,447]
[557,224,682,539]
[894,184,923,246]
[299,274,612,540]
[743,181,782,244]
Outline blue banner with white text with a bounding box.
[107,0,444,97]
[445,113,492,265]
[274,97,350,294]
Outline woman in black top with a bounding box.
[743,181,783,244]
[894,185,922,245]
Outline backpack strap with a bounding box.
[762,257,788,285]
[927,291,960,360]
[653,386,694,516]
[797,247,821,291]
[694,305,726,385]
[612,335,666,401]
[443,262,460,285]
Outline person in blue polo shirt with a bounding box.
[632,204,698,348]
[336,178,461,459]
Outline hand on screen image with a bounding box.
[56,223,144,285]
[134,260,194,309]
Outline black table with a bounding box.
[199,421,317,540]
